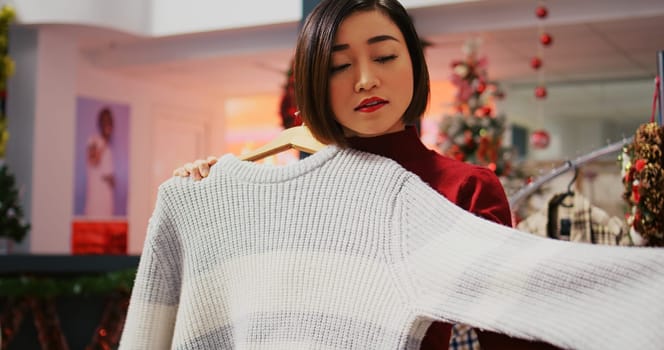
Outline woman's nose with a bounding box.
[354,64,379,93]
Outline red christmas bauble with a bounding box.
[535,6,548,19]
[535,86,547,99]
[531,57,543,70]
[540,33,553,46]
[530,129,551,149]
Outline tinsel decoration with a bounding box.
[437,38,512,176]
[0,297,29,349]
[622,122,664,246]
[30,297,69,350]
[86,294,130,350]
[0,269,135,349]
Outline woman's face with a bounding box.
[101,115,113,140]
[328,9,414,138]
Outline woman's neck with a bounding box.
[342,124,406,138]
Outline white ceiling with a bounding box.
[76,0,664,124]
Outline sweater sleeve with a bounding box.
[119,186,182,350]
[456,166,512,227]
[393,174,664,350]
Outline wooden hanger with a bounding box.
[240,124,327,162]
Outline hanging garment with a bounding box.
[448,324,479,350]
[348,125,515,350]
[120,146,664,350]
[517,192,629,246]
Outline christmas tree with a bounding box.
[0,5,29,244]
[0,163,30,243]
[0,5,16,157]
[437,39,513,176]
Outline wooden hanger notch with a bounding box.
[239,124,326,162]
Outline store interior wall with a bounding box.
[5,25,37,253]
[6,24,227,254]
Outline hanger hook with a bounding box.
[567,161,579,194]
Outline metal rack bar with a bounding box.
[508,137,633,209]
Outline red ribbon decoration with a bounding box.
[652,76,660,123]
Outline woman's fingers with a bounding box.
[195,159,210,179]
[173,166,189,177]
[199,156,218,178]
[206,156,218,166]
[182,162,201,180]
[172,156,218,180]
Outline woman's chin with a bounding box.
[343,124,405,138]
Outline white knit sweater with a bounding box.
[120,146,664,350]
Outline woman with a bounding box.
[85,107,116,217]
[175,0,557,349]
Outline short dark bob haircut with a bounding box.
[295,0,430,147]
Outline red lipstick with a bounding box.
[355,97,388,113]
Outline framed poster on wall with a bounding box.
[72,96,130,254]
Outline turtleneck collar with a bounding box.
[346,125,432,162]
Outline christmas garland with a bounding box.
[0,268,135,297]
[1,269,135,349]
[1,295,130,349]
[622,122,664,246]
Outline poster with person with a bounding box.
[72,96,130,254]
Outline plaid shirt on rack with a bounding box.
[449,324,481,350]
[517,193,628,246]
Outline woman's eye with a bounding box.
[330,63,350,74]
[376,55,397,63]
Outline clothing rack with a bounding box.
[508,137,633,209]
[510,50,663,209]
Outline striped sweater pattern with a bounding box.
[120,145,664,350]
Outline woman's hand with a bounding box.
[173,156,218,181]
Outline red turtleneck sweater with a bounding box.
[347,126,559,350]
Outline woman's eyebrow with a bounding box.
[367,34,399,44]
[332,34,400,52]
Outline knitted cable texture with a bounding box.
[120,145,664,350]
